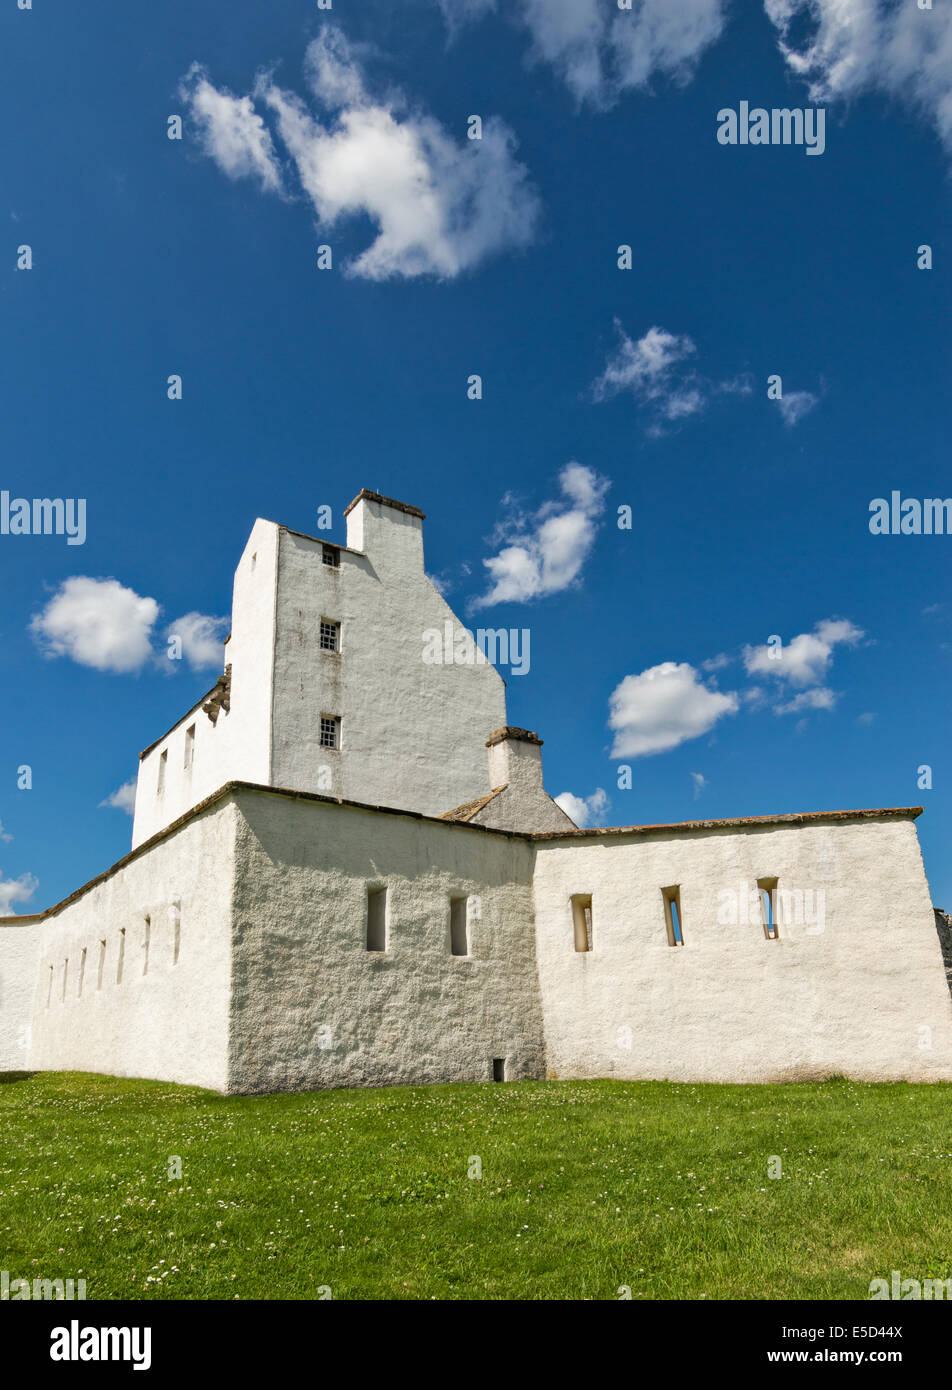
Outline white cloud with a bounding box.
[775,388,819,426]
[773,686,838,714]
[471,463,610,608]
[701,652,731,672]
[440,0,726,108]
[0,870,38,917]
[593,321,751,431]
[180,64,283,192]
[0,822,11,843]
[99,779,138,816]
[30,577,160,674]
[609,661,739,758]
[182,28,540,280]
[691,771,706,798]
[555,787,609,828]
[166,612,229,671]
[743,618,864,689]
[765,0,952,156]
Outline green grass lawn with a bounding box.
[1,1071,950,1300]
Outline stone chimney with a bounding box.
[487,727,545,791]
[344,489,425,571]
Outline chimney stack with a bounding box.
[486,727,545,791]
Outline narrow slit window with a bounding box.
[662,887,684,947]
[366,886,387,952]
[492,1059,506,1082]
[61,959,68,1002]
[322,544,340,568]
[171,902,181,965]
[78,947,87,997]
[320,715,340,750]
[117,928,126,984]
[450,896,469,956]
[570,894,593,953]
[319,620,340,653]
[757,878,780,940]
[97,941,106,990]
[143,916,151,974]
[47,965,53,1007]
[157,748,168,795]
[184,725,195,772]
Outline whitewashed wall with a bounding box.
[269,500,507,816]
[132,520,278,847]
[0,919,41,1070]
[532,815,952,1083]
[28,800,237,1091]
[227,789,542,1094]
[133,498,508,848]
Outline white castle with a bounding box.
[2,490,951,1092]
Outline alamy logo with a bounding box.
[50,1320,151,1371]
[422,620,530,676]
[869,493,952,535]
[1,490,86,545]
[717,102,826,156]
[1,1268,86,1300]
[869,1271,952,1300]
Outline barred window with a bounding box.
[322,545,340,568]
[320,716,339,750]
[320,620,340,652]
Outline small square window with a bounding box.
[320,620,340,652]
[322,545,340,568]
[320,716,340,750]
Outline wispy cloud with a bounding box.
[775,388,820,426]
[438,0,727,108]
[181,27,540,281]
[592,321,751,433]
[743,617,864,716]
[99,779,138,816]
[765,0,952,158]
[470,463,610,609]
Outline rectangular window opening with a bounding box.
[184,725,195,772]
[143,916,151,975]
[450,896,469,956]
[322,544,340,568]
[171,902,181,965]
[78,947,87,998]
[320,715,340,750]
[492,1058,506,1082]
[319,619,340,653]
[366,886,387,953]
[662,887,684,947]
[47,965,53,1008]
[570,894,593,953]
[61,959,68,1002]
[757,877,780,940]
[117,928,126,984]
[97,941,106,991]
[157,748,167,796]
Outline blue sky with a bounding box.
[1,0,950,913]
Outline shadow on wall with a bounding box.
[0,1072,37,1084]
[934,910,952,999]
